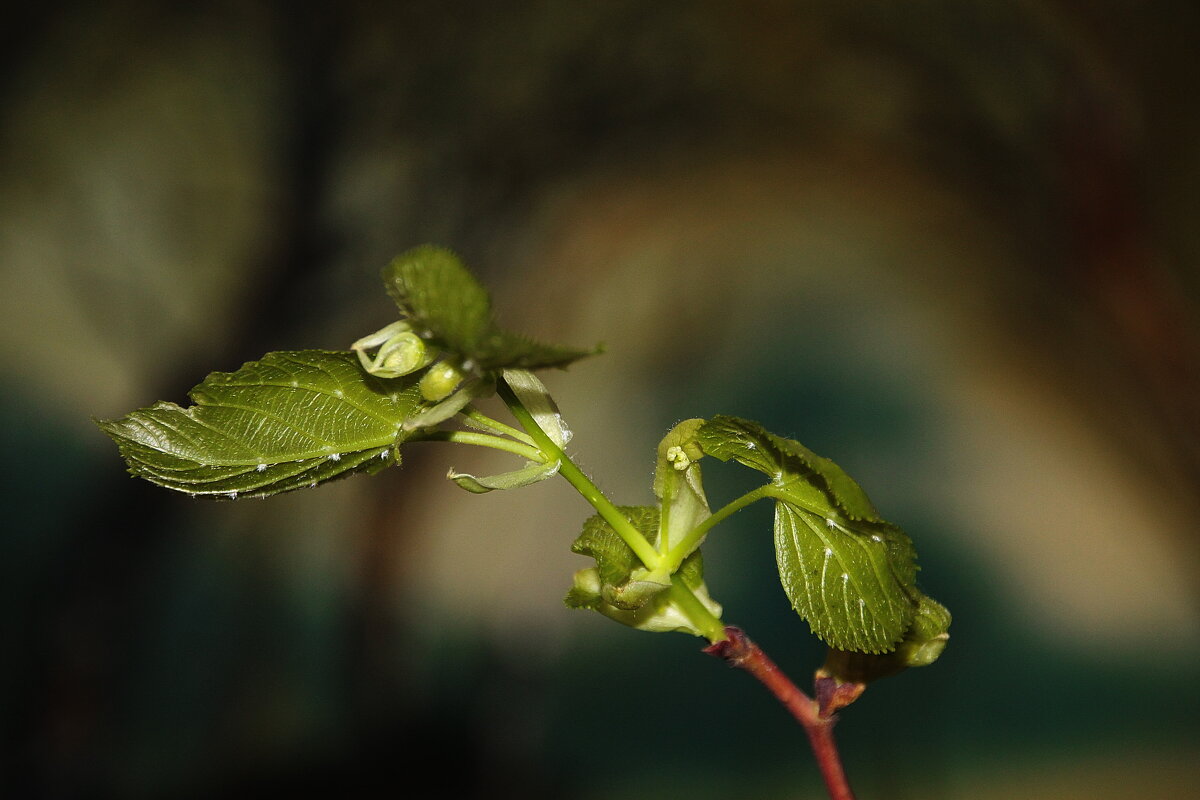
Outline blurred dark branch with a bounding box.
[1055,70,1200,587]
[221,2,350,358]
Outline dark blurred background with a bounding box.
[3,2,1199,798]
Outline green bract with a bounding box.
[562,419,724,636]
[653,418,711,560]
[696,415,932,655]
[565,506,721,635]
[97,351,427,498]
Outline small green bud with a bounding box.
[894,594,951,667]
[419,361,465,401]
[819,592,952,687]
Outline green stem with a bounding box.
[497,378,661,570]
[497,377,730,644]
[491,380,852,798]
[662,484,777,573]
[415,429,545,462]
[661,479,843,576]
[460,406,536,445]
[668,576,727,642]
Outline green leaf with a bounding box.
[96,350,428,498]
[697,415,919,653]
[569,505,659,598]
[698,415,882,522]
[383,245,598,371]
[773,504,916,653]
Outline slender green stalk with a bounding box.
[497,377,735,647]
[460,405,536,444]
[669,576,727,642]
[662,479,850,575]
[415,429,545,462]
[663,484,777,572]
[497,378,662,570]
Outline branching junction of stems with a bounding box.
[497,377,856,800]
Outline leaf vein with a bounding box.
[192,399,337,449]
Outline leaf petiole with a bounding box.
[662,475,876,578]
[460,406,536,445]
[414,429,546,463]
[661,484,778,574]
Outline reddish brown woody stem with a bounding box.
[704,626,856,800]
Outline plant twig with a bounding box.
[499,376,856,797]
[705,626,856,800]
[496,377,662,569]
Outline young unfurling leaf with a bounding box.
[697,415,942,656]
[96,351,428,498]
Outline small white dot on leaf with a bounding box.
[256,463,267,472]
